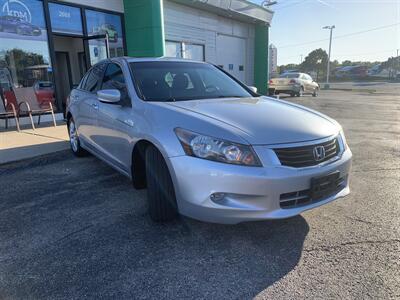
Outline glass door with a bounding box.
[84,34,110,67]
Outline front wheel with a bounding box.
[68,117,88,157]
[312,88,319,97]
[145,146,178,222]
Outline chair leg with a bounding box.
[10,105,20,132]
[28,111,35,131]
[50,109,56,127]
[38,115,41,125]
[14,115,20,132]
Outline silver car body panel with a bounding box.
[67,57,352,224]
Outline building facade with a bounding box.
[0,0,273,123]
[268,43,277,78]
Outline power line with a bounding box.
[274,0,305,10]
[277,22,400,49]
[334,49,397,57]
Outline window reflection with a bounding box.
[85,10,124,59]
[0,0,55,114]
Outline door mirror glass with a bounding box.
[97,89,120,103]
[248,86,258,93]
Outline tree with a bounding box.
[300,48,328,81]
[4,49,45,86]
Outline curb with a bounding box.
[321,88,377,93]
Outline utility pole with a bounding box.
[323,25,335,89]
[300,54,303,64]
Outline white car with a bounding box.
[67,57,352,224]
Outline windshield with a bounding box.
[280,73,300,78]
[129,61,253,102]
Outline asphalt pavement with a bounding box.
[0,89,399,299]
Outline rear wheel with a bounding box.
[296,86,304,97]
[290,92,295,97]
[145,145,178,222]
[68,117,88,157]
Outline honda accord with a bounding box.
[66,57,352,224]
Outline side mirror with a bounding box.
[97,89,121,104]
[248,86,258,93]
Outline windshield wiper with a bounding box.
[216,95,247,98]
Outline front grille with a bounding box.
[274,138,340,168]
[280,176,347,209]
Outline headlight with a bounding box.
[338,130,348,150]
[174,128,262,167]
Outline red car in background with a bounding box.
[33,81,55,108]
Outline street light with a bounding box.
[323,25,335,89]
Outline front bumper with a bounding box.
[168,148,352,224]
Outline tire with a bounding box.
[290,92,295,97]
[296,86,304,97]
[68,117,88,157]
[312,88,319,97]
[145,145,178,222]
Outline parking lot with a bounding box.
[0,89,399,299]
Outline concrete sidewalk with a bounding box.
[0,124,69,164]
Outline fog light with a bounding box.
[210,193,226,202]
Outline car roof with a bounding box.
[121,56,208,65]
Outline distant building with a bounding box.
[269,44,278,78]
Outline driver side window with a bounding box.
[101,63,130,106]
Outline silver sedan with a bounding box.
[67,57,352,224]
[269,72,320,97]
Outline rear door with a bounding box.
[74,63,107,147]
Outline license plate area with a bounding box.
[310,171,340,200]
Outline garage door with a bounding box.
[216,34,246,82]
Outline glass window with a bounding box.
[49,3,83,35]
[101,63,129,105]
[85,10,124,58]
[165,41,205,61]
[184,44,204,61]
[165,41,182,58]
[82,63,106,93]
[102,63,124,89]
[279,73,300,78]
[130,61,252,102]
[0,0,55,113]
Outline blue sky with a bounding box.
[249,0,400,65]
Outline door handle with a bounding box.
[117,119,134,127]
[92,103,99,110]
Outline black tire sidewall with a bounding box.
[145,146,178,222]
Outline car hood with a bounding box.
[167,97,339,145]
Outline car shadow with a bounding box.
[0,152,309,299]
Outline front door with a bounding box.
[84,35,110,68]
[95,62,133,173]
